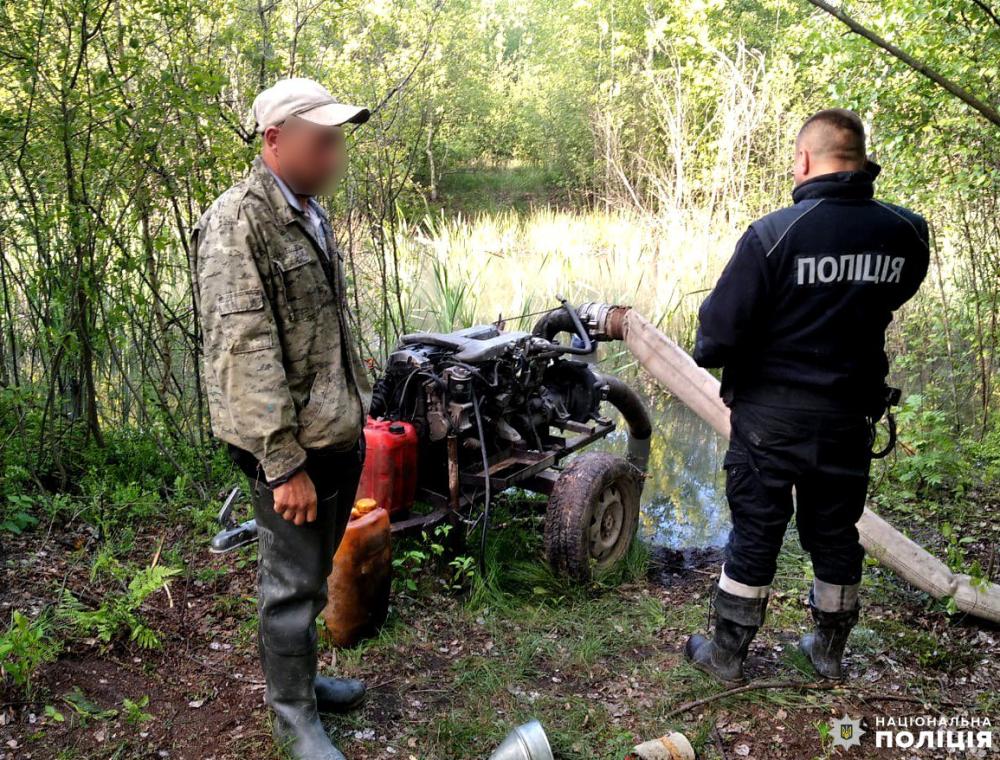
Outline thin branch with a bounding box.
[804,0,1000,128]
[971,0,1000,29]
[663,679,838,720]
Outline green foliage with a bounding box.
[969,409,1000,483]
[58,565,181,650]
[392,523,477,593]
[1,494,38,535]
[816,719,832,747]
[392,544,430,593]
[122,695,153,725]
[890,394,970,496]
[62,686,119,722]
[0,611,62,693]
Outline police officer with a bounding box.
[193,78,372,759]
[685,109,929,684]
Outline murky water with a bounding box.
[591,385,731,549]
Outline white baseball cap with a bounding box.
[252,78,370,134]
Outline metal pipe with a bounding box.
[447,434,460,510]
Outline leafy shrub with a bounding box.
[890,394,970,496]
[968,411,1000,484]
[122,695,153,724]
[1,494,38,534]
[0,611,62,693]
[59,565,180,650]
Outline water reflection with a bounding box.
[590,385,731,549]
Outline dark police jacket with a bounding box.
[693,167,929,415]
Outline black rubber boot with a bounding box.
[259,630,365,715]
[685,586,768,684]
[315,675,366,714]
[799,603,859,680]
[264,646,346,760]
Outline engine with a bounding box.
[370,323,609,461]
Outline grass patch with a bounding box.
[432,164,566,216]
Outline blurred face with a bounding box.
[263,116,346,196]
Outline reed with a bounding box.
[386,206,739,347]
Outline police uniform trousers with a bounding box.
[721,401,872,593]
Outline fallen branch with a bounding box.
[664,679,839,720]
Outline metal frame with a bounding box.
[389,417,615,536]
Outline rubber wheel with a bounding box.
[544,452,641,582]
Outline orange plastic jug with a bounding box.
[323,499,392,648]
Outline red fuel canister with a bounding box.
[355,418,418,517]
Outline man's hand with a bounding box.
[272,470,317,525]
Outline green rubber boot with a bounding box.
[264,646,346,760]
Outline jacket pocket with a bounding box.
[274,244,331,322]
[297,364,361,449]
[218,289,274,354]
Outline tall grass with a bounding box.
[390,207,737,346]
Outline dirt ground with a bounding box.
[2,519,998,759]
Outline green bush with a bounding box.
[0,494,38,534]
[889,394,971,496]
[59,564,181,650]
[0,611,62,693]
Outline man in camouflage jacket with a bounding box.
[192,78,373,760]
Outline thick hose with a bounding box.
[530,301,594,355]
[595,371,652,472]
[532,308,576,342]
[613,307,1000,624]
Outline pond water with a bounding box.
[590,384,731,550]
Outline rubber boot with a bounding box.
[314,675,366,714]
[264,644,346,760]
[260,630,365,715]
[685,585,768,684]
[799,603,859,680]
[252,478,352,760]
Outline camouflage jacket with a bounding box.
[192,156,371,483]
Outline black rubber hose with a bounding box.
[532,308,576,342]
[529,298,592,355]
[596,372,652,473]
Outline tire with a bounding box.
[544,452,642,582]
